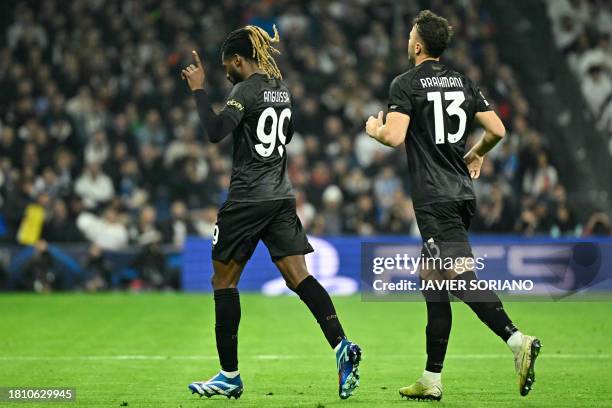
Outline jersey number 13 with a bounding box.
[255,107,291,157]
[427,91,466,144]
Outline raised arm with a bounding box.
[182,50,237,143]
[192,90,237,143]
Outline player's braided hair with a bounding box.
[221,25,282,80]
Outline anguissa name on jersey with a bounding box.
[419,76,463,88]
[263,90,290,103]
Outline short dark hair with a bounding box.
[413,10,453,58]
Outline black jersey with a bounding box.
[219,73,295,202]
[387,60,493,208]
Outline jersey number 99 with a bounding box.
[255,107,291,157]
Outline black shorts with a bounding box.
[414,199,476,260]
[212,198,314,263]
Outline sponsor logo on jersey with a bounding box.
[226,99,244,111]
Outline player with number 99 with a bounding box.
[181,25,361,401]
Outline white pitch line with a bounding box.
[0,354,609,361]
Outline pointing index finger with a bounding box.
[192,50,202,67]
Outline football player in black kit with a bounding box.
[181,25,361,400]
[365,11,540,401]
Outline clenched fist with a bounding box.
[366,111,383,138]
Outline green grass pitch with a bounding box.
[1,293,611,407]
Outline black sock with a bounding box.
[422,288,452,373]
[214,288,241,372]
[293,276,346,348]
[450,271,518,342]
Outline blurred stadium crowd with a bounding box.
[0,0,610,258]
[546,0,612,153]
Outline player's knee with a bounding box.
[422,287,450,303]
[275,256,309,289]
[283,272,309,291]
[284,279,297,291]
[211,272,236,290]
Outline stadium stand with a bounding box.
[0,0,609,254]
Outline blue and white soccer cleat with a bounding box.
[336,339,362,399]
[188,372,243,399]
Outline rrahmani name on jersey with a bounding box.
[387,60,493,208]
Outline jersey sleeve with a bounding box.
[471,83,494,113]
[387,76,413,116]
[219,82,249,125]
